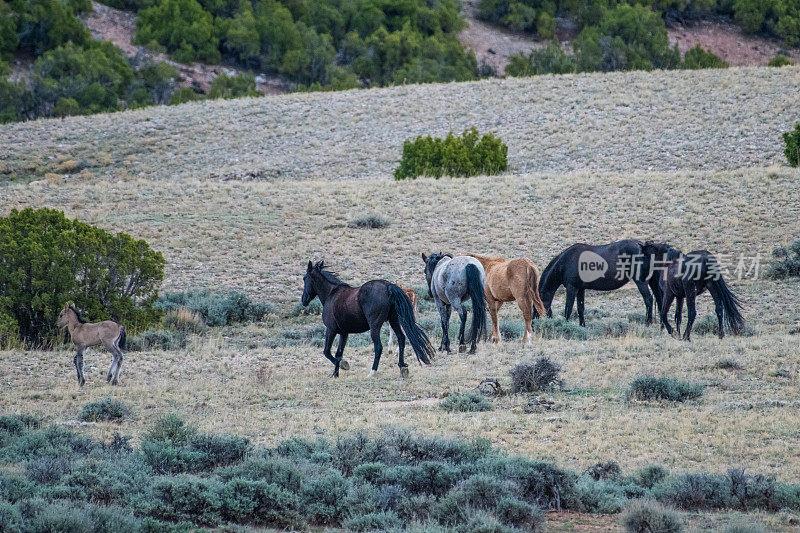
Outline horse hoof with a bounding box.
[458,345,467,353]
[400,367,409,378]
[368,370,377,378]
[339,360,350,371]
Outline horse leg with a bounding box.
[322,328,339,377]
[488,296,501,344]
[334,333,350,372]
[436,301,452,353]
[368,326,383,377]
[576,288,586,327]
[634,280,654,326]
[453,300,468,353]
[74,348,85,387]
[683,295,697,341]
[388,314,409,378]
[106,350,116,383]
[564,284,577,322]
[520,299,533,345]
[660,290,675,336]
[111,348,123,385]
[674,297,684,338]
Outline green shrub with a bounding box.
[127,329,189,351]
[207,72,260,100]
[768,53,795,67]
[78,398,129,422]
[146,414,196,446]
[621,499,682,533]
[135,0,220,63]
[289,299,323,317]
[394,128,508,180]
[0,208,164,345]
[220,477,303,527]
[725,521,766,533]
[765,239,800,278]
[169,87,199,105]
[506,42,575,76]
[683,45,728,69]
[576,476,628,513]
[10,0,91,54]
[783,123,800,167]
[510,358,561,393]
[440,392,493,412]
[633,465,669,489]
[348,214,391,229]
[343,510,402,531]
[30,41,134,117]
[628,376,703,402]
[156,289,270,326]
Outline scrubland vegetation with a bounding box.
[2,66,800,529]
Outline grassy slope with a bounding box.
[2,66,800,529]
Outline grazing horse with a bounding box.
[537,239,662,326]
[56,303,126,386]
[642,242,744,340]
[467,254,547,345]
[422,253,488,354]
[388,285,418,354]
[301,261,434,378]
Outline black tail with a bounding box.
[118,325,127,350]
[707,275,745,334]
[465,264,488,343]
[388,285,434,365]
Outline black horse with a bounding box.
[301,261,435,377]
[642,242,744,340]
[537,239,663,326]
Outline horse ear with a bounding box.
[307,260,313,272]
[421,253,427,263]
[317,260,324,269]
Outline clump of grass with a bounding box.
[440,392,492,412]
[628,376,704,402]
[621,499,683,533]
[347,214,390,229]
[716,359,743,371]
[78,398,129,423]
[510,358,561,393]
[725,520,765,533]
[765,239,800,279]
[127,329,189,351]
[162,306,206,333]
[531,317,589,340]
[589,320,629,337]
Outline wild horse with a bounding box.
[422,253,488,354]
[301,261,434,377]
[467,254,547,345]
[537,239,663,326]
[56,303,126,386]
[642,242,745,340]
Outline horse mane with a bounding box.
[316,264,349,287]
[539,247,569,291]
[69,305,86,323]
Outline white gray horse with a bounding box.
[422,253,488,354]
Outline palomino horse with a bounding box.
[537,239,663,326]
[56,304,126,386]
[468,254,547,345]
[388,285,418,354]
[301,261,434,377]
[642,242,744,340]
[422,253,488,354]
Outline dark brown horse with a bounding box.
[642,242,744,340]
[537,240,663,326]
[301,261,434,378]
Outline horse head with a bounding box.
[422,252,451,298]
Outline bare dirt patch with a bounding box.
[668,20,800,66]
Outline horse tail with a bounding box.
[118,325,127,350]
[388,284,434,365]
[706,270,745,334]
[526,263,547,318]
[465,264,488,344]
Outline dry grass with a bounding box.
[2,67,800,527]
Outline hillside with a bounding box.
[2,68,800,530]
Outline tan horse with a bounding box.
[56,304,126,386]
[388,286,418,354]
[467,254,547,345]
